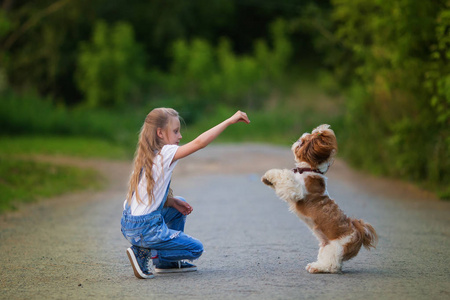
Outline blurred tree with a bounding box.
[0,8,11,92]
[95,0,235,70]
[426,8,450,125]
[0,0,96,103]
[0,0,317,105]
[328,0,450,194]
[76,20,146,108]
[161,18,293,116]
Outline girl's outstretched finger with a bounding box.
[242,112,250,123]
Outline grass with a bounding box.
[0,136,131,159]
[0,156,104,213]
[0,135,130,214]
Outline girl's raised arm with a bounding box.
[172,110,250,162]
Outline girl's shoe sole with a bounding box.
[126,248,154,279]
[155,266,197,274]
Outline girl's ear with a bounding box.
[157,128,164,139]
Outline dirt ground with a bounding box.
[0,144,449,299]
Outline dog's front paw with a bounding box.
[261,169,282,187]
[261,176,273,186]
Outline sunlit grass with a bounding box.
[0,157,104,213]
[0,136,131,159]
[0,136,125,213]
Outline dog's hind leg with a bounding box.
[306,240,344,274]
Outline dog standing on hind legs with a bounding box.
[261,124,378,273]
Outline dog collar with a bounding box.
[292,167,324,175]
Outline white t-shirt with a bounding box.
[124,144,179,216]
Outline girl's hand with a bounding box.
[229,110,250,125]
[170,197,193,216]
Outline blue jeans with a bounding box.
[121,196,203,265]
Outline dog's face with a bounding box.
[291,124,338,169]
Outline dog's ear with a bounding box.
[297,127,337,168]
[296,135,317,167]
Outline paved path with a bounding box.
[0,144,449,299]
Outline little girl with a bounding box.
[121,108,250,279]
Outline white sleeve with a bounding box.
[161,145,179,171]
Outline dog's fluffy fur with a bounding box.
[261,124,377,273]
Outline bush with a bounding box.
[330,0,450,197]
[160,18,293,120]
[0,91,142,149]
[0,157,103,212]
[76,21,147,108]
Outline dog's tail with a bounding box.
[352,219,378,250]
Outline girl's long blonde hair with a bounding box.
[126,108,179,206]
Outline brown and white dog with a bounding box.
[261,124,377,273]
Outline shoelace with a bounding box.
[146,257,155,273]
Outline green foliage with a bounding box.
[0,91,66,135]
[76,21,146,108]
[330,0,450,197]
[216,38,261,106]
[0,0,246,103]
[255,19,293,83]
[162,19,293,118]
[0,9,10,38]
[1,0,448,200]
[0,1,89,100]
[426,8,450,125]
[0,157,103,213]
[0,9,11,93]
[181,82,344,146]
[0,136,129,160]
[0,91,142,154]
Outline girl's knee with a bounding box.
[192,247,203,259]
[190,238,204,258]
[192,249,203,260]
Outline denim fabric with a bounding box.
[121,184,203,264]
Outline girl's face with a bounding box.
[159,116,182,145]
